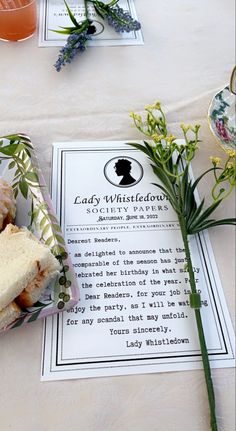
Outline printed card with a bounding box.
[41,141,235,381]
[39,0,143,46]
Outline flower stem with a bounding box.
[178,214,218,431]
[84,0,90,20]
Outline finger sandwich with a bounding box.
[0,179,16,231]
[0,224,61,330]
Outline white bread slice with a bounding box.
[0,224,61,311]
[16,268,58,308]
[0,301,21,330]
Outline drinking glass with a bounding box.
[0,0,37,42]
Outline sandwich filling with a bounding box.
[0,224,61,312]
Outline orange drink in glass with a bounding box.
[0,0,37,42]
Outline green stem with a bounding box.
[84,0,90,20]
[178,214,218,431]
[212,180,233,202]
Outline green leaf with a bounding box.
[63,0,80,27]
[57,25,78,31]
[11,314,27,328]
[51,244,66,256]
[30,208,40,220]
[14,167,21,176]
[49,214,59,223]
[25,171,39,183]
[1,134,21,141]
[151,164,176,200]
[23,147,32,158]
[0,144,21,156]
[13,154,27,169]
[52,223,62,232]
[8,160,16,169]
[51,29,72,35]
[187,198,205,228]
[22,150,28,162]
[40,216,47,229]
[180,165,189,207]
[12,143,27,154]
[19,180,28,199]
[55,234,65,245]
[39,202,48,211]
[73,28,89,35]
[45,236,54,246]
[42,224,51,238]
[19,140,33,150]
[143,141,157,159]
[152,183,179,213]
[94,5,105,19]
[190,218,236,234]
[0,134,32,151]
[32,301,49,308]
[191,167,219,194]
[184,179,196,215]
[190,200,222,230]
[27,309,42,323]
[128,142,153,158]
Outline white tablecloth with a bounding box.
[0,1,235,430]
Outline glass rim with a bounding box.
[0,0,36,12]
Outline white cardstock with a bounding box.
[41,141,235,381]
[38,0,143,46]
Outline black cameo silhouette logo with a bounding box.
[115,159,136,185]
[92,21,105,36]
[104,156,143,188]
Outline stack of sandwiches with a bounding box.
[0,177,61,330]
[0,224,61,330]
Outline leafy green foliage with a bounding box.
[0,134,72,325]
[130,104,236,234]
[129,102,236,431]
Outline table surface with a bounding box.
[0,1,235,430]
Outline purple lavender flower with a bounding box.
[52,0,97,71]
[93,2,141,33]
[106,5,141,33]
[52,0,141,71]
[54,31,92,72]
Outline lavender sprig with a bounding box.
[52,0,141,71]
[52,0,96,71]
[54,31,92,71]
[90,0,141,33]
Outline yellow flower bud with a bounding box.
[154,101,161,110]
[191,124,201,133]
[225,149,236,157]
[129,112,142,122]
[145,104,154,111]
[180,123,191,132]
[152,134,163,142]
[166,134,176,143]
[145,101,161,111]
[210,156,221,166]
